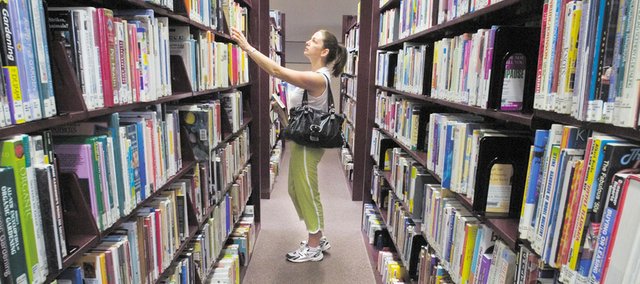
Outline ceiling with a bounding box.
[269,0,360,42]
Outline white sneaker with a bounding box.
[285,237,331,258]
[286,246,323,263]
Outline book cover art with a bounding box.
[501,53,527,111]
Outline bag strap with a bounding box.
[302,72,335,112]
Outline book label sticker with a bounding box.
[486,163,513,213]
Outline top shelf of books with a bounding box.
[56,0,249,41]
[378,0,538,50]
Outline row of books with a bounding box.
[377,0,505,45]
[342,96,357,127]
[49,8,173,110]
[533,0,640,128]
[421,182,518,284]
[59,183,189,284]
[0,0,56,126]
[363,203,386,246]
[269,23,283,53]
[426,113,532,214]
[185,0,248,36]
[343,120,355,153]
[51,109,184,232]
[170,27,250,91]
[417,246,454,283]
[269,140,282,189]
[269,9,284,30]
[517,124,640,284]
[345,25,360,51]
[341,76,357,100]
[0,133,64,283]
[344,51,359,76]
[378,42,429,94]
[147,0,174,11]
[340,147,354,183]
[431,27,527,111]
[175,93,246,163]
[374,92,429,152]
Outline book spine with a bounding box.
[0,138,38,283]
[0,167,28,283]
[96,9,113,107]
[0,0,24,124]
[9,0,40,121]
[28,0,55,118]
[590,173,626,283]
[534,0,550,110]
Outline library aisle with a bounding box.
[244,146,374,283]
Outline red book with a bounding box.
[534,1,550,97]
[96,9,114,107]
[154,209,162,273]
[127,23,140,102]
[550,0,572,95]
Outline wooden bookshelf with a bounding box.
[263,9,286,199]
[378,0,541,50]
[379,0,401,12]
[361,230,384,284]
[377,86,535,126]
[0,0,269,283]
[0,83,251,139]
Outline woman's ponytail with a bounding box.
[320,30,348,77]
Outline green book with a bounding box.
[0,167,29,283]
[0,137,38,282]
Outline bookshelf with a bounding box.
[359,0,640,282]
[0,0,270,283]
[339,14,359,197]
[266,9,286,197]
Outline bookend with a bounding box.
[408,235,428,279]
[172,0,189,18]
[375,136,397,171]
[486,27,540,113]
[471,135,532,218]
[49,40,89,113]
[374,229,393,251]
[58,172,100,268]
[170,55,194,93]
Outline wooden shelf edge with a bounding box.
[217,117,253,148]
[378,0,524,49]
[193,83,253,96]
[379,0,401,12]
[99,160,198,238]
[534,110,640,141]
[377,86,534,126]
[376,128,428,167]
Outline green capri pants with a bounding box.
[288,142,325,234]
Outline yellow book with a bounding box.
[461,223,479,284]
[563,3,582,94]
[387,262,403,284]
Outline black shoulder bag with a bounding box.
[283,73,345,148]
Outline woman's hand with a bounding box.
[230,27,251,51]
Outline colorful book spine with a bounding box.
[0,167,28,283]
[27,0,55,118]
[0,137,38,283]
[8,0,40,121]
[0,0,23,125]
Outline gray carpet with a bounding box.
[243,146,375,284]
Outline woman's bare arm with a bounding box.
[230,28,326,96]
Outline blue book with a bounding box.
[524,130,549,230]
[26,0,55,118]
[8,0,41,121]
[442,123,455,189]
[58,266,83,284]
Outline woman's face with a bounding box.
[304,31,328,59]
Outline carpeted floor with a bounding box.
[243,146,375,284]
